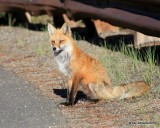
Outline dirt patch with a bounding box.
[0,26,160,128]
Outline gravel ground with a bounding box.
[0,26,160,128]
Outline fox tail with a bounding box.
[110,81,150,99]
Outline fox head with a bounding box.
[47,23,73,55]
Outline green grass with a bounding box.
[8,13,16,27]
[120,44,158,85]
[98,40,159,86]
[0,12,15,27]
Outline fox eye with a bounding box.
[51,40,55,44]
[59,40,64,43]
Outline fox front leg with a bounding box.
[66,79,72,103]
[68,76,80,106]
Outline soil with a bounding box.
[0,26,160,128]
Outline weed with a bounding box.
[8,13,16,27]
[143,71,152,85]
[100,40,115,50]
[118,41,142,71]
[142,47,157,85]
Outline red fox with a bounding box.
[47,23,150,106]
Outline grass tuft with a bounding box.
[8,13,16,27]
[99,39,159,86]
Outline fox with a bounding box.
[47,23,150,106]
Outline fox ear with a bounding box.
[61,23,71,35]
[47,23,56,36]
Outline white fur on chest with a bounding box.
[54,47,72,76]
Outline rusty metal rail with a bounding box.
[0,0,160,37]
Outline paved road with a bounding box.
[0,67,68,128]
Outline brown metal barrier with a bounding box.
[0,0,160,37]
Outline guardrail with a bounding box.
[0,0,160,37]
[67,0,160,37]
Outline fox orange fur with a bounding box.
[47,23,150,106]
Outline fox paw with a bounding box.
[59,102,74,107]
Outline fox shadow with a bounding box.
[53,89,87,104]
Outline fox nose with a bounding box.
[53,47,56,51]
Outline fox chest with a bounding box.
[54,52,72,77]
